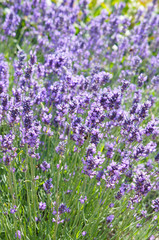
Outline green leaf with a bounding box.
[89,0,97,10]
[76,230,80,238]
[101,3,111,14]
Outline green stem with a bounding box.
[8,165,17,232]
[53,159,61,239]
[24,147,32,233]
[30,156,37,234]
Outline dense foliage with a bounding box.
[0,0,159,239]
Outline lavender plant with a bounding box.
[0,0,159,239]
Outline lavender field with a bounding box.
[0,0,159,239]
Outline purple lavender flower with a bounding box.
[0,1,159,237]
[22,98,32,114]
[136,223,142,228]
[79,196,87,204]
[15,230,21,239]
[40,161,50,172]
[0,82,7,95]
[109,203,114,208]
[58,203,70,214]
[39,202,46,210]
[144,120,159,137]
[134,170,152,197]
[10,205,17,214]
[35,216,41,222]
[106,161,121,188]
[82,231,87,236]
[3,10,20,37]
[43,178,53,194]
[155,153,159,162]
[138,74,147,87]
[82,152,105,178]
[55,141,66,155]
[149,236,155,240]
[106,215,114,224]
[3,154,12,166]
[0,55,9,87]
[96,170,104,182]
[30,50,37,65]
[105,143,114,159]
[152,198,159,212]
[0,133,15,150]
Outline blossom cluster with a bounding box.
[0,0,159,239]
